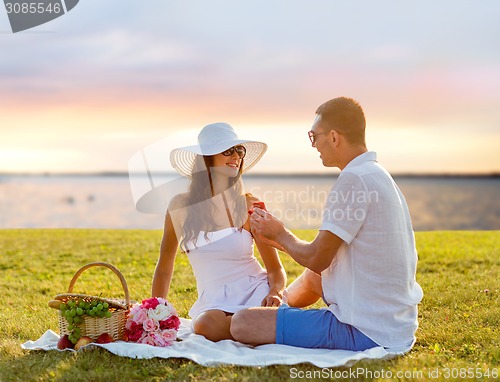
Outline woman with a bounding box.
[151,122,286,342]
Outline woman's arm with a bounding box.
[244,194,286,306]
[255,237,287,307]
[151,210,179,298]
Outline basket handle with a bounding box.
[67,262,131,306]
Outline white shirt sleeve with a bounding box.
[320,172,369,244]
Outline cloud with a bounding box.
[1,1,499,173]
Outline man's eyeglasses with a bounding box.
[308,130,328,144]
[221,145,246,158]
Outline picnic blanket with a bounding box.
[22,318,399,368]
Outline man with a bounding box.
[230,97,423,353]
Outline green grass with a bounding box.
[0,229,499,381]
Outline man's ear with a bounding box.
[331,130,339,144]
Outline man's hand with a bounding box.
[250,208,287,251]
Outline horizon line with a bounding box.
[1,171,499,178]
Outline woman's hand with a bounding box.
[261,290,283,307]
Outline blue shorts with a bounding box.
[275,305,379,351]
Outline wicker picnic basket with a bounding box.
[50,262,131,341]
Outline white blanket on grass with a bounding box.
[22,318,398,368]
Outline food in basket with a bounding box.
[49,262,131,348]
[50,262,132,346]
[57,297,114,344]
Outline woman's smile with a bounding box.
[226,161,239,168]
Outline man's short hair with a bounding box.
[315,97,366,146]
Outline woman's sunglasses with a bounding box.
[221,145,246,158]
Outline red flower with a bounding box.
[141,297,160,310]
[126,321,144,342]
[160,316,181,330]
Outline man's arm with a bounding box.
[250,208,344,274]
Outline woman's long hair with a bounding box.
[179,155,247,251]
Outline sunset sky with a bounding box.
[1,1,499,175]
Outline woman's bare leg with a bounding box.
[193,310,233,341]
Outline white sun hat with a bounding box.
[170,122,268,177]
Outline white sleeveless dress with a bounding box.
[184,227,270,320]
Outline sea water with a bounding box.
[0,174,498,231]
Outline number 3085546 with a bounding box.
[5,2,62,14]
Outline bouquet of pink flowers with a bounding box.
[124,297,180,346]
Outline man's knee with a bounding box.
[229,309,250,341]
[287,269,322,307]
[231,308,278,345]
[302,269,322,292]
